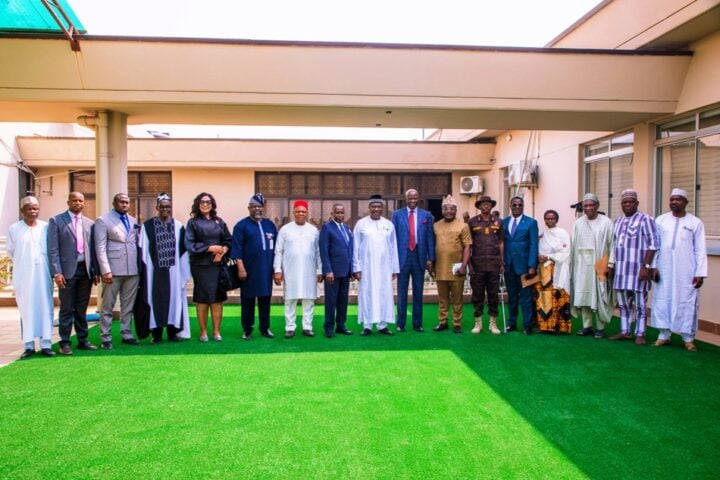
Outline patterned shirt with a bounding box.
[612,211,659,292]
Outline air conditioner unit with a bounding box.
[508,162,539,187]
[460,176,483,194]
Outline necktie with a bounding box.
[409,209,416,251]
[120,214,130,232]
[510,217,518,236]
[338,222,349,244]
[74,215,84,254]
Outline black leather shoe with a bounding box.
[20,349,35,360]
[433,323,449,332]
[413,326,424,333]
[285,331,295,339]
[41,348,56,357]
[396,326,405,332]
[576,327,594,337]
[100,342,113,350]
[121,338,140,346]
[360,328,372,336]
[505,325,518,332]
[453,326,462,334]
[261,330,275,339]
[59,344,73,355]
[324,331,335,338]
[336,329,354,336]
[243,332,252,341]
[524,327,533,336]
[302,329,315,337]
[378,327,393,336]
[77,342,98,351]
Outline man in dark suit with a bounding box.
[94,193,141,349]
[319,204,354,338]
[503,196,539,335]
[391,189,435,332]
[48,192,99,355]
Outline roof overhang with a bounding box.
[0,35,693,132]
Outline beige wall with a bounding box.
[676,31,720,114]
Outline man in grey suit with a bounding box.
[95,193,141,349]
[48,192,99,355]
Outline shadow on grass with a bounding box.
[12,304,720,479]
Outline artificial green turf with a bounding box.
[0,304,719,479]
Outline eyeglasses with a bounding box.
[199,200,212,205]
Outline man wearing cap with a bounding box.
[47,192,99,355]
[95,193,141,349]
[503,196,539,335]
[391,189,435,332]
[570,193,614,339]
[8,196,55,359]
[650,188,707,351]
[319,203,354,338]
[463,195,505,334]
[274,200,322,338]
[433,195,472,333]
[353,195,400,336]
[608,190,659,345]
[231,194,278,340]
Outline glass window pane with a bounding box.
[699,108,720,130]
[698,134,720,236]
[584,141,609,158]
[657,116,695,139]
[658,141,695,214]
[321,200,352,226]
[609,154,633,218]
[611,132,634,151]
[71,171,95,195]
[265,199,288,229]
[587,159,609,215]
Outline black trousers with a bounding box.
[58,262,92,346]
[323,276,350,333]
[470,270,500,317]
[241,295,271,334]
[152,325,181,341]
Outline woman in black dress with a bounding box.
[185,193,232,342]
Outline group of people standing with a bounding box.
[6,184,707,359]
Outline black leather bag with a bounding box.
[218,258,242,292]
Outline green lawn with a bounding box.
[1,304,718,479]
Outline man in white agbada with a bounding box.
[7,196,56,359]
[570,193,615,339]
[651,188,707,352]
[353,195,400,336]
[274,200,322,338]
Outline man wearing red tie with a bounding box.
[391,189,436,332]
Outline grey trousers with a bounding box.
[100,274,140,343]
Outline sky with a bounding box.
[67,0,600,141]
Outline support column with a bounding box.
[106,111,128,207]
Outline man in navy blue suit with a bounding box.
[503,196,539,335]
[391,189,435,332]
[319,204,354,338]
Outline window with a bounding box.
[655,106,720,238]
[256,172,450,228]
[583,131,634,218]
[70,171,171,223]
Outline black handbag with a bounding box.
[218,257,242,292]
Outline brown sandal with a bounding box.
[683,342,698,352]
[652,339,671,347]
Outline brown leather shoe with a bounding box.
[77,342,98,351]
[634,335,647,346]
[609,333,632,341]
[652,339,671,347]
[302,329,315,337]
[59,344,73,356]
[683,342,698,352]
